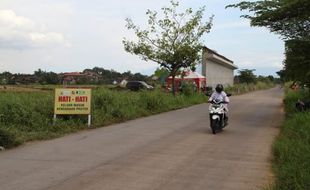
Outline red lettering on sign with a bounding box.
[58,96,71,102]
[75,96,88,102]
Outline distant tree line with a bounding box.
[0,67,151,85]
[235,69,279,84]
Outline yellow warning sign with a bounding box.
[54,88,91,115]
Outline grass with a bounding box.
[225,81,276,95]
[0,87,208,148]
[271,88,310,190]
[0,82,275,149]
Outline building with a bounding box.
[201,47,238,88]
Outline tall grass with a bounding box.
[225,82,275,95]
[0,91,86,147]
[271,88,310,190]
[0,82,275,149]
[0,88,208,148]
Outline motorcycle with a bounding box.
[208,96,230,134]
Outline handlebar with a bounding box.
[208,100,229,104]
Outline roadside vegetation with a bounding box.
[226,69,277,95]
[226,82,275,95]
[0,81,276,149]
[0,87,208,149]
[227,1,309,187]
[271,86,310,189]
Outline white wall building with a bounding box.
[201,47,238,88]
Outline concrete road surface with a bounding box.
[0,87,284,190]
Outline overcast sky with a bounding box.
[0,0,284,76]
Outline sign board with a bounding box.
[54,88,91,115]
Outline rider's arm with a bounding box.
[224,93,229,104]
[208,92,216,102]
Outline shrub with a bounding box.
[0,127,22,148]
[179,82,196,96]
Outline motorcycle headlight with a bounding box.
[212,115,220,120]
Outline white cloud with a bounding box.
[0,10,70,50]
[0,1,285,76]
[235,53,283,70]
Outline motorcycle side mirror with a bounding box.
[227,93,232,97]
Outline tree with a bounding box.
[257,75,275,83]
[237,69,257,84]
[227,0,310,87]
[154,67,170,86]
[34,69,59,84]
[284,40,310,86]
[123,1,213,95]
[0,72,12,85]
[226,0,310,40]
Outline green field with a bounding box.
[0,83,275,149]
[0,86,209,148]
[271,88,310,189]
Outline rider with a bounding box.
[208,84,230,122]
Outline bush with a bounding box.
[179,82,196,96]
[283,88,310,115]
[0,127,21,148]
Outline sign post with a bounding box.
[54,88,92,127]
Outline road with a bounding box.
[0,87,284,190]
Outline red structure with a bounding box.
[166,71,207,91]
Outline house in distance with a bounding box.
[202,47,238,88]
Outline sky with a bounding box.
[0,0,284,77]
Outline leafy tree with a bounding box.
[0,72,13,84]
[226,0,310,40]
[267,75,275,82]
[257,75,275,83]
[237,69,257,84]
[284,40,310,86]
[227,0,310,87]
[34,69,59,84]
[132,73,148,81]
[84,67,149,84]
[154,67,170,86]
[123,0,213,95]
[276,69,286,81]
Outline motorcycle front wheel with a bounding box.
[211,120,218,134]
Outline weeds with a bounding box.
[271,88,310,190]
[0,87,208,148]
[0,82,275,149]
[226,82,275,95]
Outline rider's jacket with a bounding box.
[208,91,230,103]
